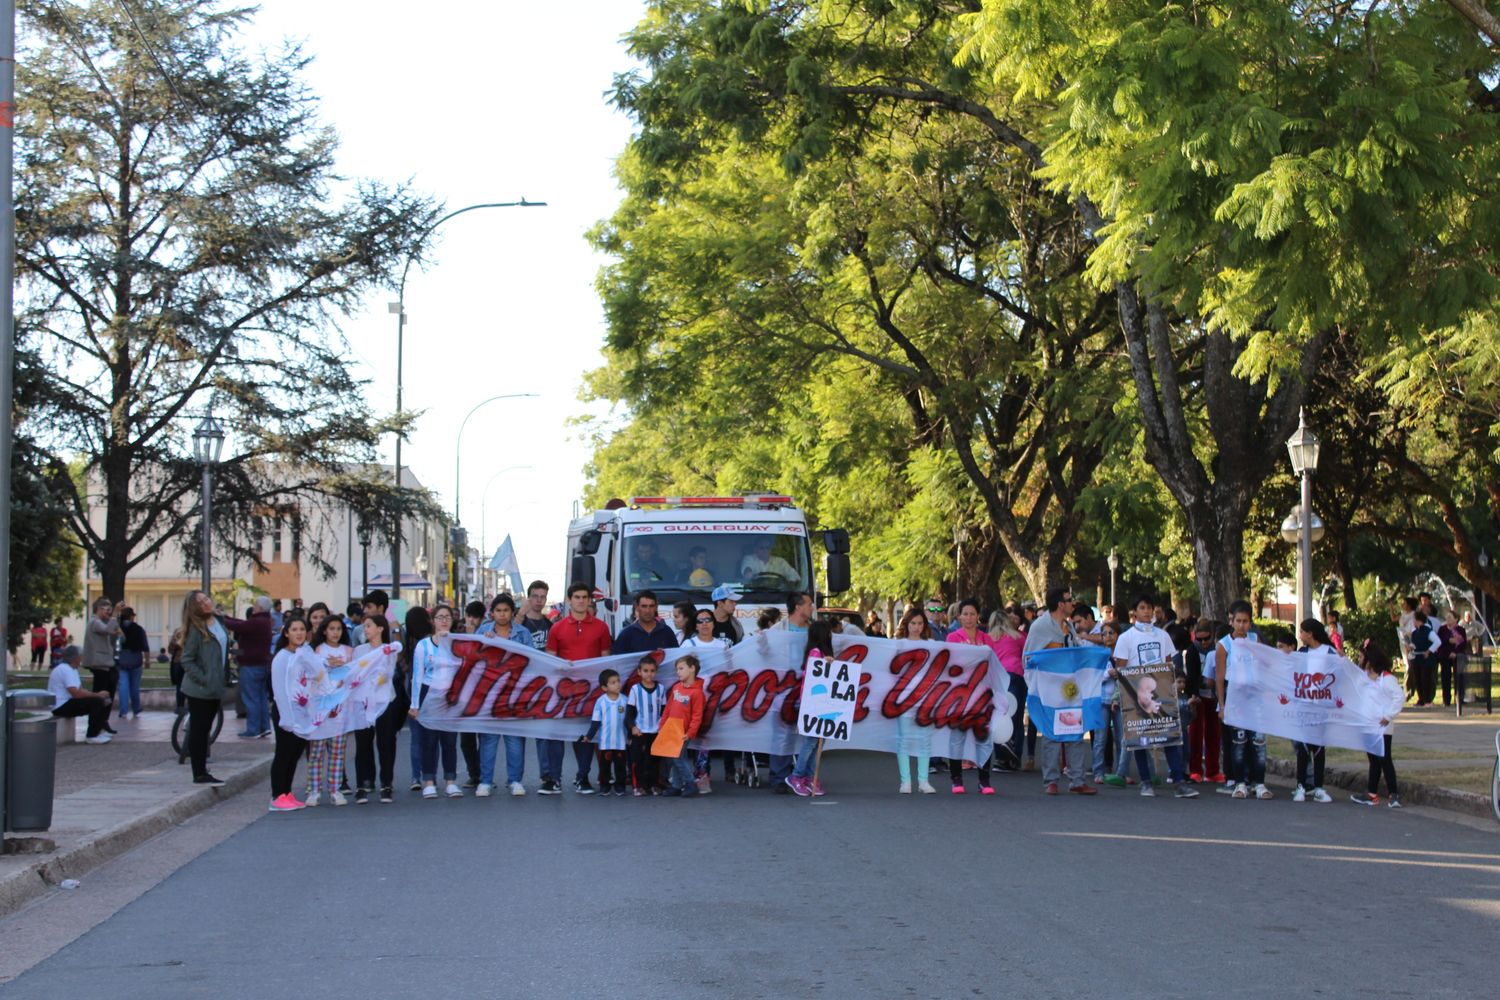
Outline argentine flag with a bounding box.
[1024,645,1108,742]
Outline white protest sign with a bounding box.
[798,653,858,741]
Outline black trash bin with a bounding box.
[6,689,58,833]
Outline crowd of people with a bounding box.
[44,578,1442,813]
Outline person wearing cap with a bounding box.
[710,584,745,644]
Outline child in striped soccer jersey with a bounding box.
[625,655,666,796]
[584,669,630,796]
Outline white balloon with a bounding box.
[991,713,1014,746]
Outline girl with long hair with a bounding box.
[178,590,228,786]
[894,606,936,794]
[786,620,838,797]
[352,614,403,804]
[304,615,356,806]
[269,618,311,811]
[400,606,433,790]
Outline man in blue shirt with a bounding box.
[611,591,678,654]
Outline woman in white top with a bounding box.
[410,605,461,799]
[304,615,355,806]
[1292,618,1338,803]
[680,610,730,650]
[269,619,311,811]
[352,614,399,803]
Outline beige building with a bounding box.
[73,465,449,652]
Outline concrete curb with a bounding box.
[1266,755,1491,819]
[0,754,272,917]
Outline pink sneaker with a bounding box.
[785,775,811,797]
[811,780,826,797]
[951,785,966,795]
[979,786,996,796]
[269,793,304,812]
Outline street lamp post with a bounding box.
[1285,409,1321,624]
[1107,548,1119,609]
[357,517,373,599]
[192,412,227,595]
[1479,549,1490,637]
[480,465,534,564]
[387,199,546,601]
[454,394,538,527]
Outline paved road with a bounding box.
[3,747,1498,999]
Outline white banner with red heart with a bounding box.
[1222,639,1384,754]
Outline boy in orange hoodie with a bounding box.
[661,655,706,797]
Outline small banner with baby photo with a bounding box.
[1116,660,1182,749]
[278,643,401,739]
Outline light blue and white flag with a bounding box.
[1024,645,1109,742]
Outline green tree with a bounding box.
[16,0,441,597]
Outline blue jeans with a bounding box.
[117,665,144,717]
[1230,728,1267,785]
[770,754,794,783]
[419,724,457,783]
[504,736,527,785]
[407,716,422,784]
[1133,744,1187,784]
[670,745,698,793]
[236,664,269,734]
[791,734,820,779]
[478,734,500,784]
[538,739,565,784]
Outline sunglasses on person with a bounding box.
[926,606,942,613]
[696,616,713,624]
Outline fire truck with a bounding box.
[564,494,850,636]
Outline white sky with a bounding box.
[245,0,647,591]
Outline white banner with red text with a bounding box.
[417,630,1002,764]
[1222,639,1384,754]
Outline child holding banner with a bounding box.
[945,601,995,795]
[1352,639,1404,808]
[1214,602,1271,801]
[787,622,837,796]
[305,615,356,807]
[895,608,937,794]
[268,619,311,812]
[1292,620,1336,804]
[626,654,667,795]
[658,655,705,797]
[1112,595,1197,799]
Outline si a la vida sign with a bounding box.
[799,654,858,741]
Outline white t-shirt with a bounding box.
[48,663,82,709]
[1112,623,1177,667]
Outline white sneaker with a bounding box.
[331,791,348,807]
[305,792,321,807]
[84,734,112,744]
[918,781,937,794]
[1140,783,1155,797]
[1292,786,1306,803]
[509,781,526,796]
[445,782,463,798]
[421,784,438,799]
[1231,782,1248,799]
[476,783,493,797]
[898,780,913,794]
[1255,784,1274,800]
[1312,787,1333,803]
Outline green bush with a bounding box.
[1337,609,1398,659]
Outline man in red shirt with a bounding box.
[542,582,612,795]
[30,623,47,669]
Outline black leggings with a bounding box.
[184,696,219,779]
[354,700,407,790]
[1366,735,1398,797]
[1295,742,1325,790]
[271,724,308,798]
[948,754,991,790]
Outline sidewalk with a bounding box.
[1265,702,1497,816]
[1,710,272,915]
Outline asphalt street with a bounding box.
[3,744,1498,1000]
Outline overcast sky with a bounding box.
[246,0,648,590]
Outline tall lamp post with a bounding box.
[1285,409,1321,623]
[454,394,537,526]
[1479,549,1490,639]
[386,199,545,602]
[1107,548,1119,609]
[192,412,227,595]
[357,516,374,599]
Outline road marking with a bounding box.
[1046,831,1500,861]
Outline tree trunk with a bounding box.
[99,447,132,600]
[1185,500,1249,623]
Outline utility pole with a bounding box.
[0,0,17,827]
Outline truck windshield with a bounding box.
[622,529,812,602]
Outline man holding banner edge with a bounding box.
[1111,594,1198,799]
